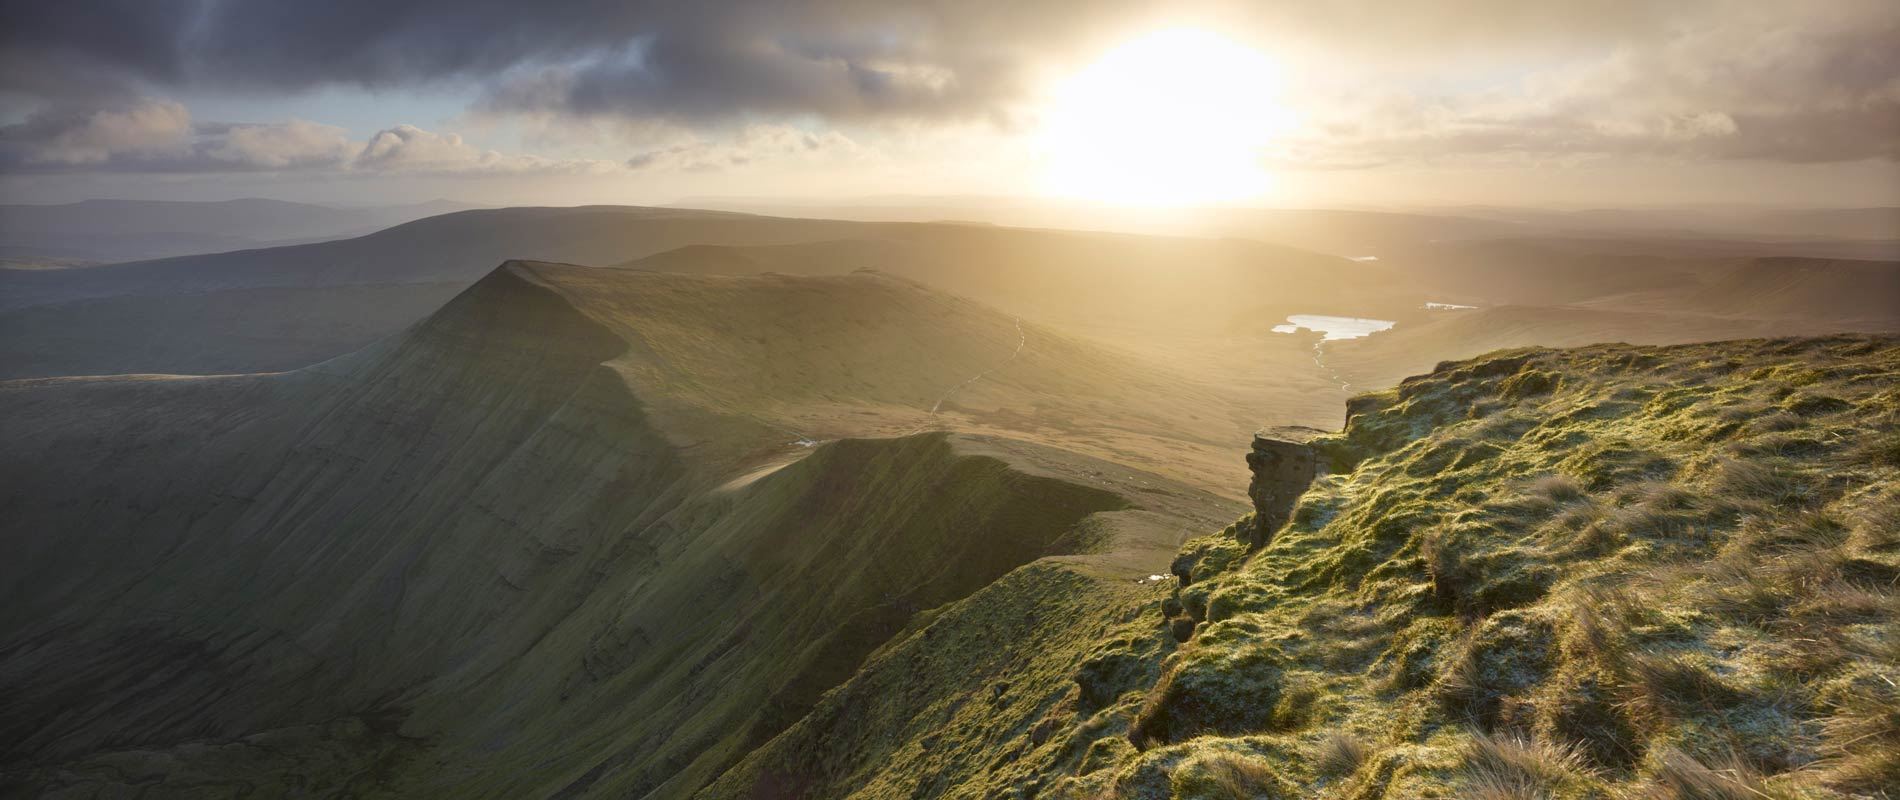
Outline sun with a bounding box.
[1038,29,1291,207]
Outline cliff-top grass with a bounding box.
[1037,335,1900,799]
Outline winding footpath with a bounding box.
[930,316,1027,414]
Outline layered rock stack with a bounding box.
[1244,429,1322,549]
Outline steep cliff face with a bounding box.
[1244,431,1324,549]
[1,263,683,770]
[0,262,1233,798]
[688,335,1899,800]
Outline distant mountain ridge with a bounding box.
[0,197,484,265]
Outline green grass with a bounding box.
[740,334,1898,800]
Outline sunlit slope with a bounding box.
[1328,252,1900,396]
[616,230,1394,432]
[525,261,1265,490]
[538,262,1163,427]
[1322,305,1834,395]
[695,334,1900,799]
[1598,256,1900,322]
[1392,242,1900,318]
[619,226,1409,337]
[0,261,1239,797]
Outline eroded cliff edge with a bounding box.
[705,335,1900,800]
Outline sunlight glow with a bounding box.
[1038,29,1292,207]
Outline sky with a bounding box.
[1,0,1896,209]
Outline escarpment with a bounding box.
[0,261,1237,799]
[697,334,1900,800]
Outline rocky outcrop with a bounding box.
[1244,428,1322,549]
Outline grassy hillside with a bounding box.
[700,334,1899,799]
[517,261,1262,493]
[0,261,1241,798]
[5,261,1893,797]
[6,247,1895,798]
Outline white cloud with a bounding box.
[1269,3,1899,168]
[200,119,356,169]
[5,99,193,166]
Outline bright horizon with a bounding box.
[3,2,1897,209]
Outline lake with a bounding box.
[1271,314,1398,340]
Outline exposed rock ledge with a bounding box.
[1245,426,1324,549]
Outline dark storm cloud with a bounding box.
[0,0,1042,122]
[0,0,633,98]
[0,0,200,99]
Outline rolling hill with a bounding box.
[0,207,1391,437]
[0,207,884,378]
[8,205,1894,468]
[0,206,1404,374]
[1317,252,1900,393]
[615,228,1407,336]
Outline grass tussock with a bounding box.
[1460,731,1592,800]
[1528,474,1586,504]
[1818,670,1900,792]
[1711,457,1812,507]
[1423,527,1479,613]
[1313,731,1373,779]
[1169,751,1290,800]
[1624,652,1741,724]
[1640,748,1803,800]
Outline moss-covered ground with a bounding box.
[715,334,1899,800]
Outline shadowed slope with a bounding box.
[0,261,1236,798]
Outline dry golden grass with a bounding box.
[1461,731,1591,800]
[1313,731,1374,780]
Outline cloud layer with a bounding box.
[1274,3,1900,167]
[0,99,619,175]
[1,0,1894,178]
